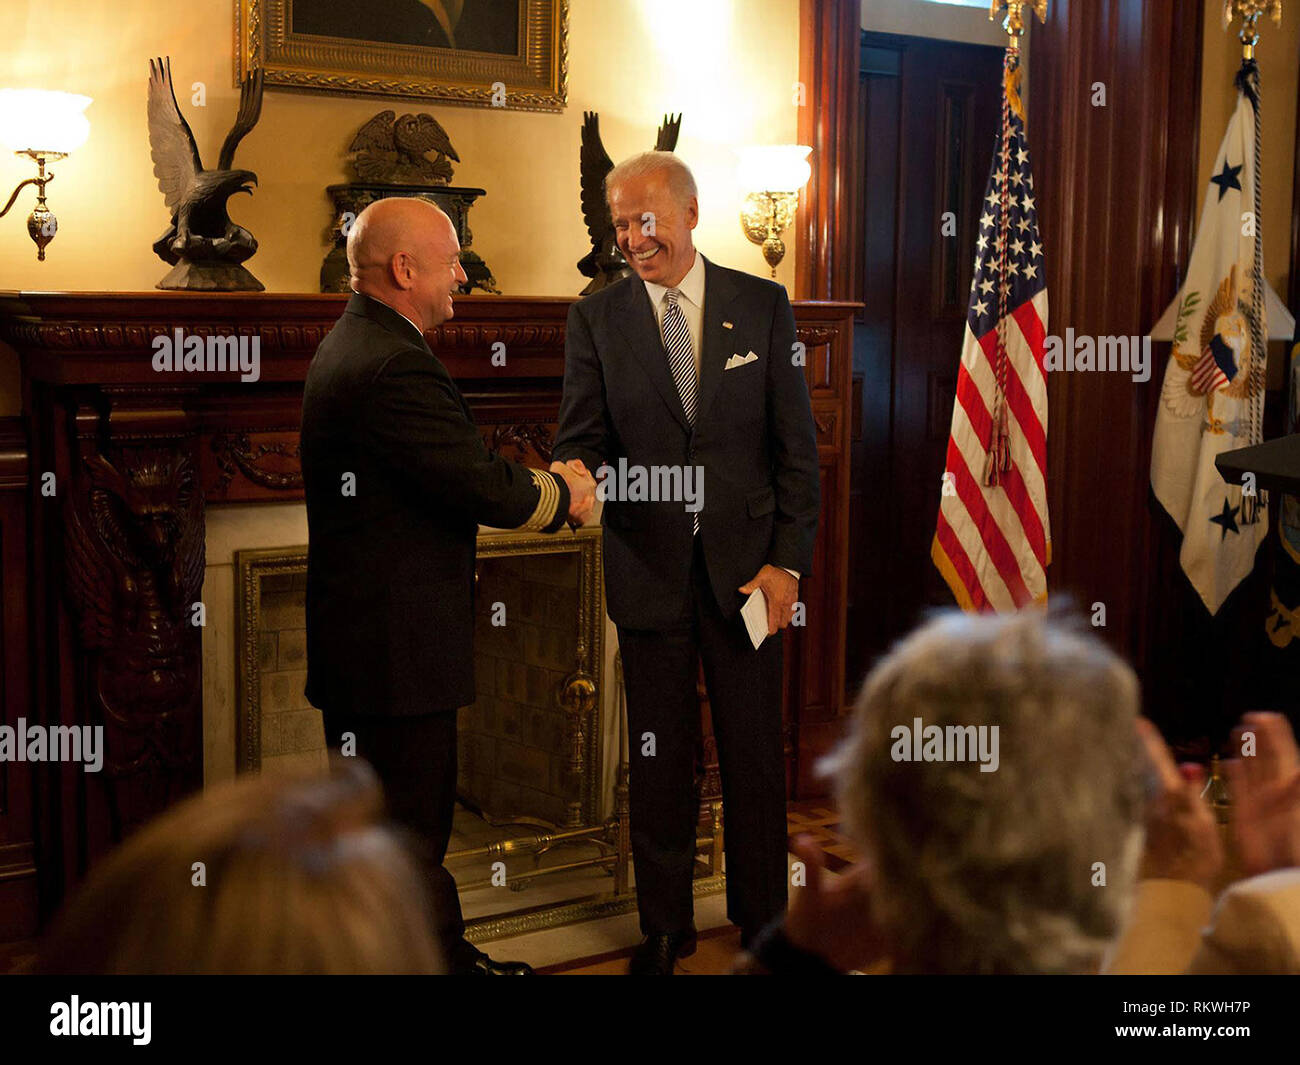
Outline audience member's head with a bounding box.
[823,608,1146,974]
[37,759,444,974]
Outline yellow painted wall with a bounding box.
[0,0,801,405]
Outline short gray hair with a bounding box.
[605,151,697,206]
[823,609,1145,974]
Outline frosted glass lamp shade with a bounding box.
[736,145,812,194]
[0,90,92,154]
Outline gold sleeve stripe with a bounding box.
[521,469,561,530]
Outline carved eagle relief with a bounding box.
[349,110,460,185]
[63,449,205,776]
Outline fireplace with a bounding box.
[232,529,608,819]
[229,525,648,936]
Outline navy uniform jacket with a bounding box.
[301,292,568,715]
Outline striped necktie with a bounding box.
[662,288,697,424]
[661,288,700,533]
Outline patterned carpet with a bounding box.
[785,801,860,873]
[534,800,855,974]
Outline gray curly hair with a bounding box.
[822,608,1146,974]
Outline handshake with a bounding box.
[549,458,597,525]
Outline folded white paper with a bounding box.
[740,587,769,650]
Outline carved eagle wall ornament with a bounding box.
[63,449,206,778]
[147,56,265,291]
[577,112,682,295]
[349,110,460,185]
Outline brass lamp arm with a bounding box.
[0,173,50,218]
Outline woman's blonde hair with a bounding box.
[37,759,444,974]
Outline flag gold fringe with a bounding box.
[931,534,977,612]
[931,534,1052,612]
[1005,57,1026,122]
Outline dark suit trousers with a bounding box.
[616,538,788,937]
[319,708,476,969]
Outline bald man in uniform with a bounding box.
[301,198,595,974]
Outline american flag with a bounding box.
[932,52,1050,612]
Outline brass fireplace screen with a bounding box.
[235,526,724,939]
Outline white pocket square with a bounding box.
[724,351,759,370]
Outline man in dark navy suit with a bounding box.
[302,197,594,974]
[552,153,820,974]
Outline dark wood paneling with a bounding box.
[1031,0,1210,740]
[797,0,862,301]
[845,33,1004,689]
[0,417,36,940]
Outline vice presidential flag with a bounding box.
[1149,61,1292,614]
[932,50,1049,612]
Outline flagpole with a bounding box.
[932,1,1052,609]
[982,2,1048,486]
[1223,2,1282,521]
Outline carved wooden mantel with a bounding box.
[0,290,855,920]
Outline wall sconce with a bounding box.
[0,89,92,260]
[737,144,812,278]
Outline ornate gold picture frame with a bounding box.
[234,0,568,112]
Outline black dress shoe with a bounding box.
[628,930,697,975]
[464,950,534,975]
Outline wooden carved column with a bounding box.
[796,0,862,301]
[30,380,204,909]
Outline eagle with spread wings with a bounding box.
[1161,264,1259,433]
[577,112,681,295]
[147,56,265,290]
[349,110,459,185]
[62,448,206,778]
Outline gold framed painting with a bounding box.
[234,0,568,112]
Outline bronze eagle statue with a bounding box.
[147,56,265,291]
[578,112,681,295]
[349,110,460,185]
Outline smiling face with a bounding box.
[347,198,466,332]
[415,210,468,328]
[608,170,698,289]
